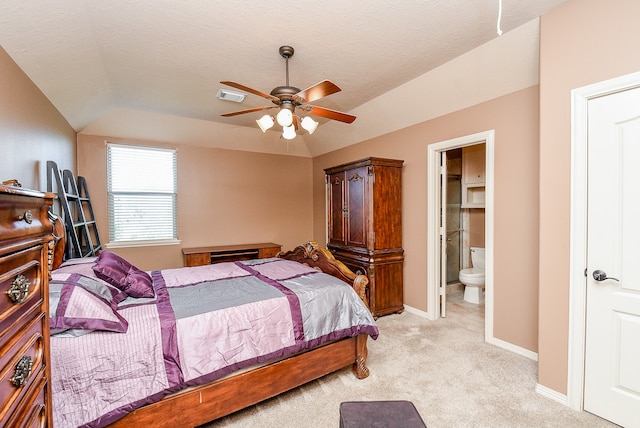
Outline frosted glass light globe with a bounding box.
[282,124,296,140]
[276,108,293,127]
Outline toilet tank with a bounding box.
[470,247,485,269]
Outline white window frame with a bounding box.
[106,143,180,248]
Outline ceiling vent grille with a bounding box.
[216,89,246,103]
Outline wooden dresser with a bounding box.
[325,158,404,317]
[0,185,55,427]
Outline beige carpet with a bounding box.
[202,312,615,428]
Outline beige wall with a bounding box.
[77,135,313,270]
[538,0,640,394]
[468,209,485,248]
[0,46,75,190]
[313,85,540,352]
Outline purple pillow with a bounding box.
[49,283,128,333]
[49,272,128,334]
[92,251,155,298]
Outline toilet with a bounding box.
[459,247,485,304]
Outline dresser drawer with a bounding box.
[0,246,44,337]
[0,195,52,245]
[5,375,47,428]
[0,312,47,425]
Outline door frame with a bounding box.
[568,70,640,410]
[427,130,495,342]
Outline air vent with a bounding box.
[216,89,246,103]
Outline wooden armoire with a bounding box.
[325,157,404,317]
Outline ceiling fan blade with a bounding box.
[307,105,356,124]
[220,81,280,103]
[220,106,276,117]
[295,80,341,103]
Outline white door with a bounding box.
[440,151,448,317]
[584,85,640,427]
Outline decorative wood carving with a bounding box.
[278,241,370,306]
[353,334,370,379]
[48,212,66,272]
[348,172,363,182]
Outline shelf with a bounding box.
[462,185,485,208]
[182,243,281,267]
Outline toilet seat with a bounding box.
[459,268,485,289]
[459,267,484,278]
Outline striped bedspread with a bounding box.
[50,258,378,428]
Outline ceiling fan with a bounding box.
[220,46,356,139]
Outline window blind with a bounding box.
[107,144,177,243]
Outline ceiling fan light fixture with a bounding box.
[220,45,356,140]
[256,115,275,132]
[276,108,293,127]
[282,124,296,140]
[301,116,318,134]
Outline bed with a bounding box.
[47,220,378,428]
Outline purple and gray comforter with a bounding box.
[50,258,378,428]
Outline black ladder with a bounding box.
[46,160,102,259]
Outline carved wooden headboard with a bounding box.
[277,241,369,308]
[49,212,66,271]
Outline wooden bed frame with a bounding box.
[49,225,372,427]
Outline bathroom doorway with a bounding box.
[427,130,494,341]
[442,147,485,334]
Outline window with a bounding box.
[107,144,178,246]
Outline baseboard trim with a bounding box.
[403,305,539,362]
[486,336,538,361]
[403,305,431,319]
[535,383,569,406]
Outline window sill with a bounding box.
[106,239,181,249]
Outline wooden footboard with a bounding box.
[110,334,368,427]
[108,242,372,427]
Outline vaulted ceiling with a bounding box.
[0,1,567,157]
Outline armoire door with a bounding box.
[328,172,346,246]
[345,166,368,248]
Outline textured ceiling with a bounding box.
[0,1,568,156]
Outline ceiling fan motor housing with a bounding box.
[270,86,302,105]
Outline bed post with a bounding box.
[351,274,370,310]
[277,242,373,380]
[353,334,370,379]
